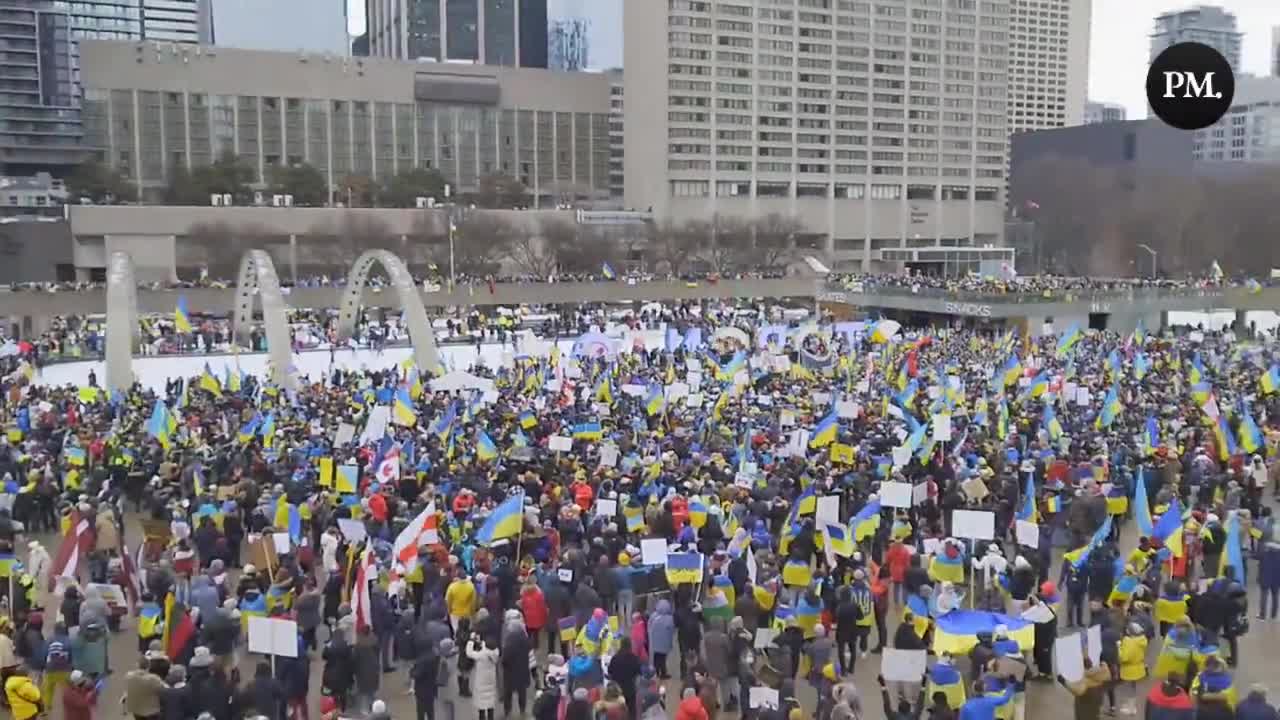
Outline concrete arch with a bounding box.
[233,249,296,389]
[104,251,140,392]
[335,249,440,373]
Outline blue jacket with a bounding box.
[959,686,1013,720]
[1258,543,1280,590]
[1237,696,1279,720]
[647,600,676,654]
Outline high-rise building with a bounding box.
[1151,5,1241,74]
[366,0,548,68]
[623,0,1013,271]
[1084,101,1127,125]
[548,17,589,71]
[50,0,209,42]
[1192,75,1280,164]
[607,69,622,199]
[0,2,88,175]
[547,0,620,70]
[206,0,348,54]
[1271,25,1280,77]
[1007,0,1091,132]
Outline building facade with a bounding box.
[78,40,613,203]
[548,17,589,70]
[0,3,89,175]
[366,0,548,68]
[51,0,209,43]
[1192,75,1280,164]
[1084,100,1126,125]
[623,0,1011,271]
[206,0,349,54]
[1150,5,1241,73]
[607,70,623,200]
[1007,0,1091,133]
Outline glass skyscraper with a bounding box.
[367,0,547,67]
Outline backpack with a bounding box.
[46,639,71,671]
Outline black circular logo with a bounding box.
[1146,42,1234,130]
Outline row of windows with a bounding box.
[669,178,1002,200]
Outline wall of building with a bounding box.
[207,0,348,54]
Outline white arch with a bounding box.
[232,249,296,389]
[104,251,140,393]
[711,327,752,349]
[335,249,440,373]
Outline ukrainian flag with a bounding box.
[475,492,525,545]
[1263,365,1280,395]
[623,504,645,532]
[1043,403,1062,440]
[897,379,919,409]
[1064,516,1113,569]
[716,351,747,382]
[996,398,1010,440]
[260,414,276,448]
[1191,381,1213,406]
[1134,351,1150,381]
[198,363,222,396]
[1220,513,1245,581]
[65,446,86,467]
[972,397,989,427]
[1001,354,1022,386]
[869,319,901,344]
[238,414,261,444]
[928,662,968,709]
[795,593,822,637]
[1095,384,1121,429]
[1106,349,1123,380]
[336,464,359,494]
[687,499,708,529]
[809,410,839,448]
[1189,354,1205,385]
[645,385,666,416]
[594,377,614,406]
[1024,371,1049,400]
[601,262,616,280]
[1134,468,1154,538]
[476,429,498,461]
[1055,325,1081,358]
[1239,404,1263,454]
[1016,474,1037,523]
[393,387,417,426]
[665,552,704,584]
[929,549,966,584]
[852,498,881,541]
[793,485,817,516]
[1213,414,1237,460]
[1152,499,1184,556]
[147,399,172,450]
[782,558,812,587]
[174,296,193,333]
[573,422,603,441]
[823,521,854,557]
[932,611,1035,656]
[518,410,536,429]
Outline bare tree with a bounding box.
[695,215,752,274]
[184,221,277,279]
[748,213,804,268]
[508,218,563,278]
[435,213,519,277]
[558,225,621,275]
[647,220,702,276]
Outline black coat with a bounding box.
[501,631,532,691]
[321,639,355,695]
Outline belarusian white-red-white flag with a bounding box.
[349,548,376,632]
[48,512,91,591]
[391,502,438,574]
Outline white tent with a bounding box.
[430,371,495,393]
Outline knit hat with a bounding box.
[190,647,213,667]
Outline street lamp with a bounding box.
[1136,243,1157,279]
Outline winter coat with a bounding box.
[519,585,549,630]
[321,638,355,696]
[1145,684,1194,720]
[502,630,532,691]
[191,576,221,619]
[1119,635,1148,682]
[1258,543,1280,590]
[467,640,501,711]
[353,634,381,695]
[648,600,676,654]
[160,682,194,720]
[675,694,710,720]
[1236,695,1280,720]
[703,620,731,680]
[63,684,97,720]
[70,625,107,676]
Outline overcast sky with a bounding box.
[347,0,1280,117]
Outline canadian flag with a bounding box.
[391,502,438,575]
[349,548,376,632]
[375,448,400,485]
[49,512,92,591]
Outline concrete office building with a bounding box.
[206,0,349,54]
[53,0,210,43]
[1192,74,1280,164]
[622,0,1013,273]
[365,0,548,68]
[78,40,613,203]
[1151,5,1241,74]
[1007,0,1091,132]
[1272,26,1280,77]
[607,70,623,200]
[0,3,89,175]
[1084,100,1127,125]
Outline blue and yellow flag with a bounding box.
[1055,325,1081,358]
[476,492,524,545]
[476,429,498,461]
[1134,468,1154,538]
[1001,354,1022,387]
[174,296,193,333]
[1043,402,1062,440]
[147,399,172,450]
[1262,365,1280,395]
[1016,474,1037,524]
[393,386,417,426]
[601,262,616,280]
[809,410,839,448]
[644,385,666,416]
[852,499,881,541]
[573,422,603,441]
[198,363,222,397]
[665,552,704,584]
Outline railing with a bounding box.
[827,283,1233,305]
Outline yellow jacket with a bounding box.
[5,674,40,720]
[1118,635,1148,682]
[445,579,477,617]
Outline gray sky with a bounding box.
[347,0,1279,116]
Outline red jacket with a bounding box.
[519,585,548,630]
[63,685,96,720]
[675,696,709,720]
[885,543,913,582]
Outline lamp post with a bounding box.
[1137,243,1157,279]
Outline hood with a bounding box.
[655,599,672,615]
[191,576,212,592]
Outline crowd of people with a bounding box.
[837,274,1259,296]
[0,298,1277,720]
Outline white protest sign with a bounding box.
[640,538,668,566]
[558,568,574,582]
[247,616,299,658]
[780,410,796,427]
[685,393,704,408]
[881,649,927,683]
[812,391,832,406]
[922,538,942,556]
[933,414,952,441]
[749,687,780,710]
[548,435,573,453]
[337,518,366,543]
[836,400,859,419]
[880,481,913,508]
[622,384,646,397]
[912,482,930,506]
[1087,625,1102,666]
[952,509,995,540]
[753,627,777,649]
[599,445,619,468]
[1055,634,1085,683]
[666,382,690,401]
[1076,387,1091,406]
[359,406,390,445]
[272,533,292,555]
[1015,519,1039,548]
[595,499,618,517]
[816,495,842,524]
[892,445,912,468]
[334,423,356,446]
